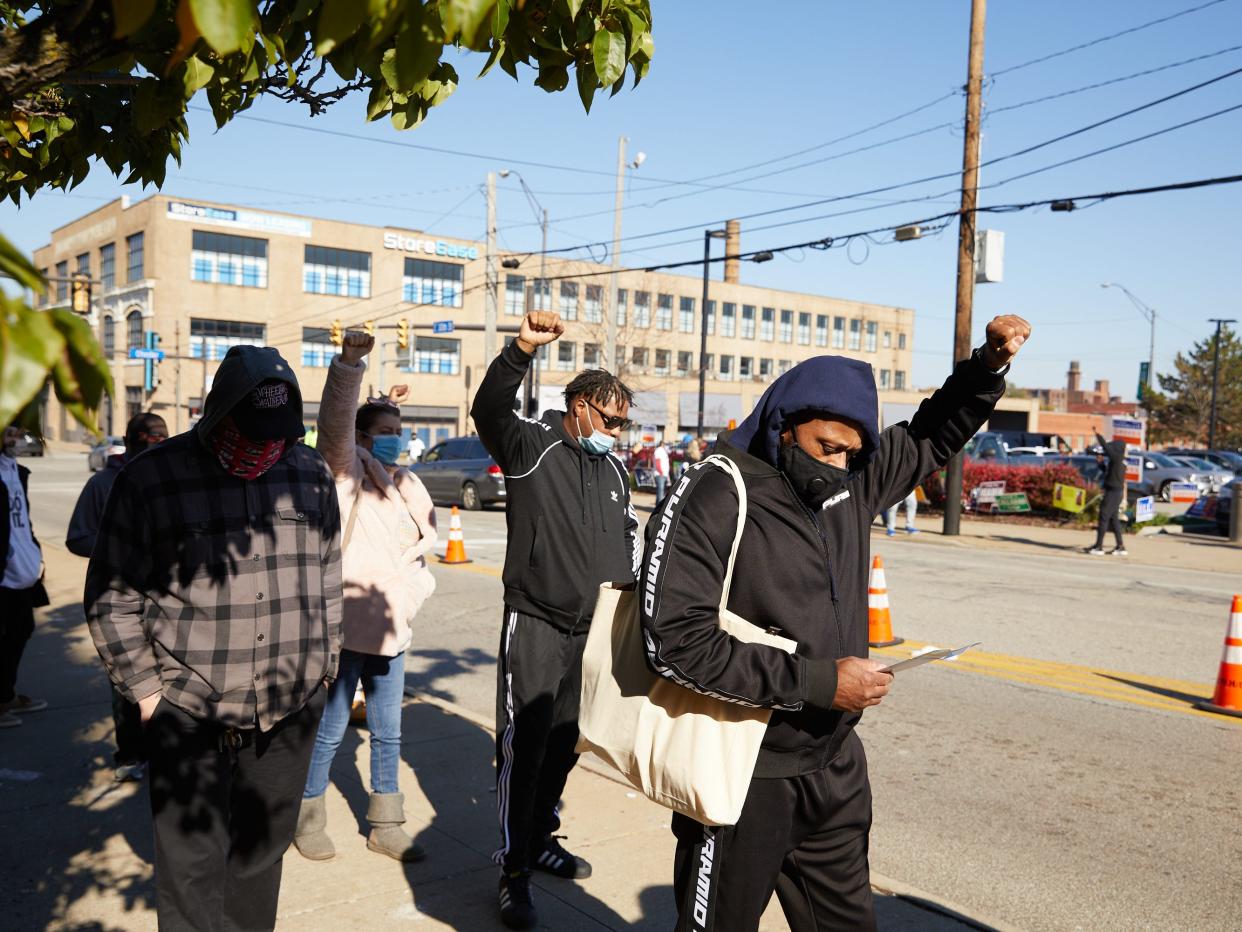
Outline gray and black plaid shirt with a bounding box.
[85,433,343,731]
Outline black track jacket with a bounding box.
[639,353,1006,778]
[472,341,640,631]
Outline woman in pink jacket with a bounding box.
[295,331,437,862]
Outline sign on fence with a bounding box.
[1135,496,1156,523]
[1053,483,1088,513]
[994,492,1031,513]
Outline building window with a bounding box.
[866,320,877,352]
[403,258,463,307]
[531,278,551,311]
[833,316,845,349]
[719,355,733,380]
[126,309,144,350]
[126,232,144,282]
[189,317,265,361]
[655,348,671,375]
[631,346,649,370]
[719,302,735,338]
[303,245,370,297]
[679,296,695,333]
[894,370,906,390]
[759,358,772,379]
[408,336,460,374]
[739,356,752,378]
[301,327,335,367]
[559,282,578,320]
[37,268,47,305]
[505,274,526,316]
[898,332,907,350]
[126,385,143,422]
[557,341,576,371]
[703,353,714,374]
[99,243,115,291]
[883,330,892,349]
[815,315,828,347]
[55,260,68,303]
[192,230,268,288]
[584,343,600,367]
[75,252,90,276]
[741,305,756,339]
[676,351,693,377]
[879,369,891,389]
[101,315,115,358]
[614,288,627,327]
[584,285,603,323]
[632,291,651,328]
[779,310,793,343]
[778,359,792,375]
[656,293,673,330]
[797,312,811,345]
[849,318,861,351]
[761,307,775,341]
[706,300,716,336]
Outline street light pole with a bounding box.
[1101,282,1156,398]
[605,137,645,374]
[697,229,727,439]
[1207,318,1236,449]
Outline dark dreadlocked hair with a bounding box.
[563,368,634,411]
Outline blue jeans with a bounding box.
[304,649,405,798]
[886,491,918,531]
[655,475,668,503]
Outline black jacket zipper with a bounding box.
[780,473,846,660]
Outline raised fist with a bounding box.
[980,315,1031,370]
[516,311,565,354]
[387,384,410,405]
[341,331,374,366]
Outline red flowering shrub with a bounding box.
[920,462,1098,513]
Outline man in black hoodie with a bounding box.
[640,315,1030,932]
[471,310,639,930]
[1088,433,1128,556]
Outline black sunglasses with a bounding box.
[584,398,633,432]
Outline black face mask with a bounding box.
[778,441,851,511]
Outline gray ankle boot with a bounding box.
[293,794,335,861]
[366,792,426,862]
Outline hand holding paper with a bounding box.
[879,642,980,674]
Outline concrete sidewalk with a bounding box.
[1,546,1017,931]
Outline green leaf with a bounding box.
[534,63,569,93]
[441,0,497,51]
[576,61,595,113]
[493,0,510,36]
[477,39,504,79]
[565,0,583,19]
[112,0,158,37]
[47,308,113,435]
[0,233,44,293]
[0,296,66,430]
[591,29,625,87]
[188,0,255,55]
[393,11,442,91]
[315,0,368,55]
[183,57,215,95]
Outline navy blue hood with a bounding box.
[728,355,881,468]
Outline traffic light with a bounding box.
[330,320,343,345]
[70,273,91,314]
[364,319,375,337]
[396,318,409,350]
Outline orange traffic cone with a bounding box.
[868,555,903,648]
[439,505,473,564]
[1197,594,1242,718]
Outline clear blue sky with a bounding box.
[5,0,1241,395]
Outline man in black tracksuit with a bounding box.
[471,310,640,930]
[640,315,1031,931]
[1089,433,1128,555]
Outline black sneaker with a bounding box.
[498,871,537,930]
[531,835,592,880]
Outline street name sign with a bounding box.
[432,321,454,334]
[128,348,165,361]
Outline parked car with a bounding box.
[1006,445,1059,457]
[88,436,126,471]
[11,430,44,457]
[407,435,505,510]
[1168,456,1234,493]
[1136,450,1211,501]
[964,431,1010,464]
[1164,447,1242,474]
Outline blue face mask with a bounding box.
[574,408,616,456]
[369,434,403,465]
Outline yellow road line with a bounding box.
[430,561,502,580]
[872,639,1238,725]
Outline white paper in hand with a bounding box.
[879,642,980,674]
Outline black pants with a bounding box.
[493,607,586,873]
[672,731,876,932]
[0,586,36,706]
[1094,486,1125,550]
[112,684,145,765]
[145,691,325,931]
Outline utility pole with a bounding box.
[533,207,548,414]
[1207,318,1236,449]
[697,228,727,438]
[943,0,987,537]
[605,136,626,374]
[484,171,498,363]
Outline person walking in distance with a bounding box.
[407,431,426,464]
[85,346,343,931]
[471,311,640,930]
[294,331,437,864]
[0,420,50,729]
[653,439,671,505]
[884,489,919,536]
[641,316,1030,931]
[1087,433,1128,556]
[65,412,168,777]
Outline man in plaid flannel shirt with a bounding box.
[86,345,343,931]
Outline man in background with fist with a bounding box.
[471,311,640,929]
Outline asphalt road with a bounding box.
[26,453,1242,931]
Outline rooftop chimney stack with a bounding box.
[724,219,741,284]
[1067,360,1081,394]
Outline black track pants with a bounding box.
[1093,486,1125,550]
[672,730,876,932]
[493,607,587,873]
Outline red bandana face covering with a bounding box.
[211,424,287,479]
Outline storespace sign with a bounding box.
[166,201,313,237]
[383,232,479,260]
